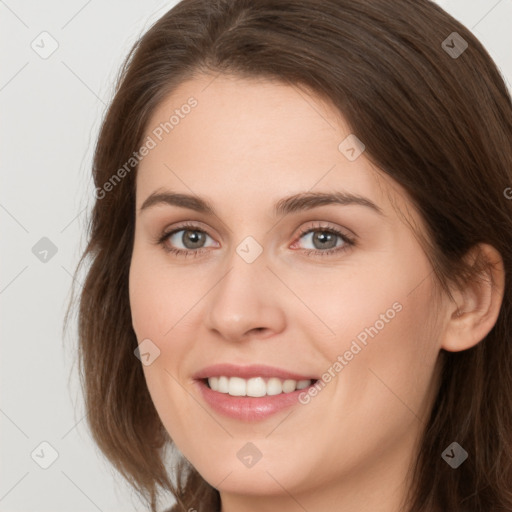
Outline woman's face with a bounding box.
[129,74,447,507]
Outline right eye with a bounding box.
[157,223,219,257]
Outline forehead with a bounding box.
[136,73,410,221]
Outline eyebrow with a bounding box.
[139,190,384,217]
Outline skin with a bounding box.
[129,73,504,512]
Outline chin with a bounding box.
[194,457,311,497]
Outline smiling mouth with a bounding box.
[202,376,318,397]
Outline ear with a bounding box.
[441,243,505,352]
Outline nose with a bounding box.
[203,247,286,343]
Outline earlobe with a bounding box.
[441,243,505,353]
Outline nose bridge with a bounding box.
[204,239,285,340]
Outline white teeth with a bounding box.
[207,376,314,396]
[218,376,229,393]
[282,379,297,393]
[246,377,267,397]
[296,379,311,390]
[228,377,246,396]
[267,377,282,395]
[208,376,219,391]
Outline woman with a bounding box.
[68,0,512,510]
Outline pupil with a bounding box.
[184,230,204,249]
[314,231,336,249]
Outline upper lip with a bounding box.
[193,363,318,381]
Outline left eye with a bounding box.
[295,228,348,251]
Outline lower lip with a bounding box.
[194,379,315,422]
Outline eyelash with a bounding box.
[155,221,356,259]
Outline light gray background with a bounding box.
[1,1,511,511]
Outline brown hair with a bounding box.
[66,0,512,510]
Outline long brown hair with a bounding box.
[66,0,512,510]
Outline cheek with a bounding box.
[129,247,202,339]
[129,252,200,441]
[297,252,441,410]
[324,274,441,431]
[298,274,441,476]
[282,256,427,348]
